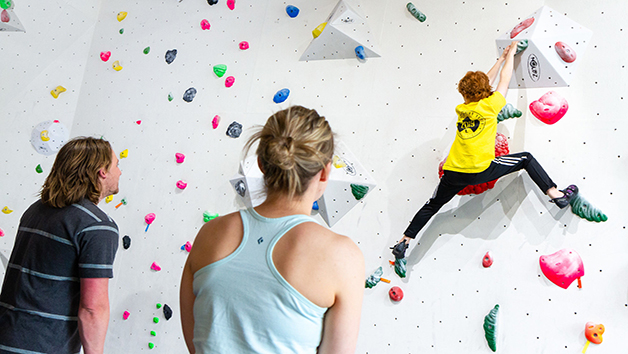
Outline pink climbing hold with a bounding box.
[150,262,162,271]
[239,41,249,50]
[184,241,193,252]
[1,9,9,23]
[227,0,235,10]
[539,248,584,289]
[212,115,221,129]
[200,19,210,30]
[0,228,4,237]
[176,180,187,190]
[510,17,534,39]
[482,251,493,268]
[136,120,141,125]
[225,76,235,88]
[145,213,156,232]
[529,91,568,125]
[554,41,576,63]
[123,311,130,320]
[100,51,111,62]
[175,153,185,163]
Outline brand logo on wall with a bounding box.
[527,54,541,82]
[456,111,485,140]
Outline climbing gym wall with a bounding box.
[1,0,627,352]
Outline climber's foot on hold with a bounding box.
[391,239,409,260]
[550,184,578,209]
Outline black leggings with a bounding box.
[404,152,557,238]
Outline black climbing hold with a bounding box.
[163,304,173,320]
[183,87,197,103]
[165,49,177,64]
[226,121,243,138]
[207,0,218,5]
[123,235,131,250]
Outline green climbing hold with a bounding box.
[406,2,426,22]
[150,330,156,336]
[203,211,219,223]
[0,0,11,10]
[119,28,124,34]
[143,46,151,55]
[168,92,174,102]
[213,64,227,78]
[570,194,608,223]
[394,258,407,278]
[153,316,159,323]
[497,103,522,122]
[515,39,528,55]
[350,184,369,200]
[148,342,154,349]
[156,303,162,309]
[483,304,499,352]
[35,164,43,173]
[365,266,383,289]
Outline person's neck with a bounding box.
[254,192,315,218]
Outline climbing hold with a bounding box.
[115,198,127,209]
[183,241,193,252]
[406,2,426,22]
[482,251,493,268]
[483,304,499,352]
[119,149,128,159]
[119,28,124,34]
[539,248,584,289]
[515,39,528,55]
[105,195,113,204]
[332,155,346,169]
[529,91,568,125]
[207,0,218,5]
[497,103,522,122]
[355,46,365,60]
[570,194,608,223]
[165,49,177,64]
[585,322,604,345]
[143,47,150,55]
[50,86,66,99]
[39,130,50,142]
[213,64,227,77]
[555,41,576,63]
[239,41,249,50]
[312,201,319,210]
[212,115,221,129]
[35,164,43,173]
[0,0,10,10]
[200,19,210,30]
[100,51,111,61]
[175,153,185,163]
[394,258,407,278]
[2,206,13,214]
[286,5,299,18]
[1,9,8,22]
[365,266,387,288]
[148,342,154,349]
[156,303,162,309]
[203,211,219,222]
[153,316,159,323]
[123,311,130,320]
[168,92,174,102]
[0,228,4,237]
[112,60,123,71]
[150,330,156,336]
[389,286,404,302]
[226,121,243,138]
[227,0,235,10]
[183,87,197,103]
[122,235,131,249]
[312,22,326,38]
[273,88,290,103]
[163,304,173,320]
[225,76,235,88]
[510,17,534,39]
[117,12,127,22]
[234,180,246,197]
[350,184,369,200]
[145,213,156,232]
[176,180,187,190]
[150,262,161,271]
[136,120,141,125]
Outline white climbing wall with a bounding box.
[1,0,627,353]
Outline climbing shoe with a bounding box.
[550,184,578,209]
[391,239,409,260]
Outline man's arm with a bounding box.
[78,278,110,354]
[495,41,518,98]
[487,43,513,86]
[180,258,196,353]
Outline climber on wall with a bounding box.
[392,41,578,261]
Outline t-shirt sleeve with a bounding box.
[488,91,507,113]
[77,221,119,278]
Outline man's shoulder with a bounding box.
[66,199,118,229]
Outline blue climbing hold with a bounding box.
[273,88,290,103]
[286,5,299,18]
[355,46,365,60]
[312,201,319,210]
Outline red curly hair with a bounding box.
[458,71,493,103]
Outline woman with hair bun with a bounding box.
[180,106,365,354]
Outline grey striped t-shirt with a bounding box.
[0,198,119,354]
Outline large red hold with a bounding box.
[510,17,534,39]
[529,91,569,125]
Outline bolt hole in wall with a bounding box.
[0,0,627,353]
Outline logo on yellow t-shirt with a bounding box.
[456,110,485,140]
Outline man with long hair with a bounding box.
[0,137,121,354]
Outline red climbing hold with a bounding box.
[529,91,568,125]
[389,286,404,302]
[510,17,534,39]
[482,251,493,268]
[554,41,576,63]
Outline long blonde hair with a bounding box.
[40,137,113,208]
[244,106,334,199]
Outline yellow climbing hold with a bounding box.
[312,22,326,38]
[50,86,66,99]
[40,130,50,142]
[2,206,13,214]
[105,195,113,203]
[112,60,123,71]
[332,155,346,169]
[117,11,127,22]
[120,149,128,159]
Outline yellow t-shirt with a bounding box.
[442,92,506,173]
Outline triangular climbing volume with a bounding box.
[0,1,26,33]
[300,0,380,61]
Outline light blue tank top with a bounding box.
[192,208,328,354]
